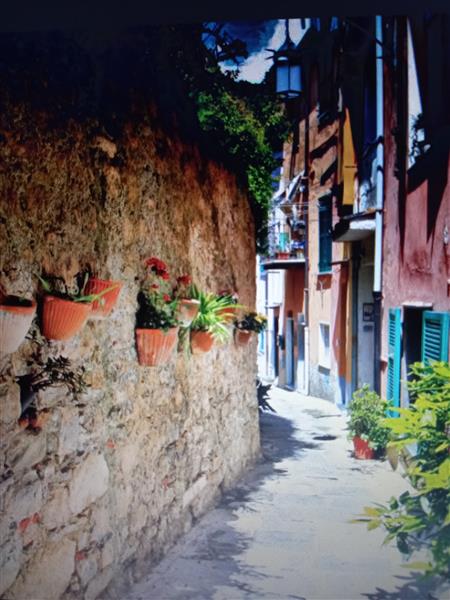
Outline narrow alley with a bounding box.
[122,388,450,600]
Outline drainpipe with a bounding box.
[373,15,384,393]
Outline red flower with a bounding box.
[151,284,159,289]
[177,274,191,286]
[145,257,169,277]
[163,294,171,302]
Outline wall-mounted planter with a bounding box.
[84,278,122,318]
[0,299,37,355]
[218,306,237,323]
[190,330,214,354]
[234,329,252,347]
[42,296,92,341]
[136,327,178,366]
[353,436,375,460]
[176,299,200,327]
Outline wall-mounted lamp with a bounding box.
[269,19,303,100]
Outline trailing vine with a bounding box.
[163,25,290,252]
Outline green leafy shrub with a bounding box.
[347,385,391,453]
[354,362,450,578]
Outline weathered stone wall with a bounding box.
[0,39,259,598]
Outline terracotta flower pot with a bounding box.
[84,278,122,318]
[190,330,215,354]
[276,252,290,260]
[136,327,178,366]
[42,295,92,341]
[176,298,200,327]
[218,306,237,323]
[353,436,375,460]
[234,329,253,347]
[0,300,37,355]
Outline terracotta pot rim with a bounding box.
[44,295,93,309]
[136,327,179,333]
[0,300,37,314]
[179,298,200,305]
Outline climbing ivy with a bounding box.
[166,25,290,252]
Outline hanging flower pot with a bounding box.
[136,327,178,366]
[176,299,200,327]
[190,330,215,354]
[353,436,375,460]
[218,306,238,323]
[84,278,122,318]
[0,299,37,355]
[42,296,92,341]
[234,329,253,347]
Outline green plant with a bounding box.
[189,286,235,343]
[347,385,391,453]
[235,312,267,333]
[136,257,179,330]
[37,272,115,304]
[353,362,450,578]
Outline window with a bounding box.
[318,196,332,272]
[422,311,449,363]
[318,322,331,369]
[387,308,402,411]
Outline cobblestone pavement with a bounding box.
[122,387,450,600]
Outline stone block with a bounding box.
[57,407,81,460]
[69,454,109,516]
[76,551,98,586]
[85,566,113,600]
[182,475,208,508]
[8,537,75,600]
[8,480,43,522]
[42,487,71,530]
[8,432,47,474]
[100,539,115,569]
[0,382,21,426]
[0,535,22,597]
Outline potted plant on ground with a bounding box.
[84,274,122,318]
[135,257,179,366]
[0,291,37,355]
[38,273,113,341]
[347,385,391,459]
[234,312,268,347]
[173,274,200,327]
[189,287,235,354]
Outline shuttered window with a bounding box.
[318,197,332,273]
[387,308,402,411]
[421,311,449,363]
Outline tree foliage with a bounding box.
[168,25,290,252]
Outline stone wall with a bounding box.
[0,36,260,598]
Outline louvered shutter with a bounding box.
[387,308,402,412]
[421,311,449,363]
[318,198,332,273]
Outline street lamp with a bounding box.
[271,19,302,99]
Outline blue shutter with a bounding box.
[421,311,449,363]
[387,308,402,412]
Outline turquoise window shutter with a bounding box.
[387,308,402,412]
[318,197,332,273]
[421,311,450,363]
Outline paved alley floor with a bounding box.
[123,388,450,600]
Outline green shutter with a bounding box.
[421,311,449,363]
[318,197,332,272]
[387,308,402,411]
